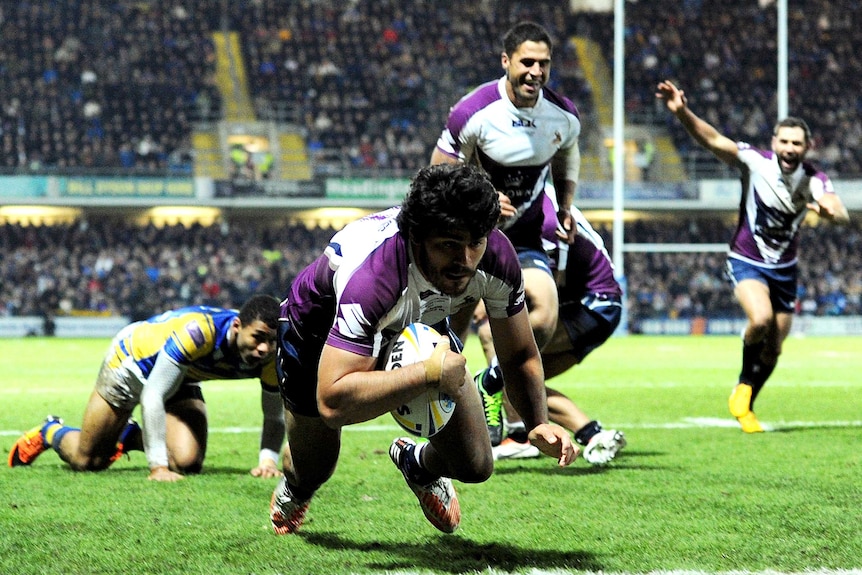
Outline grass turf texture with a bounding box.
[1,335,860,575]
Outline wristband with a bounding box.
[423,354,445,386]
[259,448,280,467]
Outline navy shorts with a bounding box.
[276,317,462,417]
[516,248,554,278]
[558,293,622,363]
[725,258,797,313]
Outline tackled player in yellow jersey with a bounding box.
[8,294,285,482]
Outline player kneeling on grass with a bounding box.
[8,295,285,481]
[471,201,626,465]
[270,164,576,535]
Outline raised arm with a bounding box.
[656,79,740,166]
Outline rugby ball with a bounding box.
[384,323,456,438]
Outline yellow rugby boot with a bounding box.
[737,411,765,434]
[728,383,754,418]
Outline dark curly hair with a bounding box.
[397,164,500,242]
[238,294,280,329]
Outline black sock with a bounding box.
[507,422,528,443]
[404,443,438,486]
[479,363,504,395]
[739,340,766,386]
[286,481,314,502]
[750,363,775,409]
[575,420,602,446]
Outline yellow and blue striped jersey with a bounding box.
[108,306,277,389]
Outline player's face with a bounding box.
[772,126,809,174]
[234,319,277,367]
[414,229,488,296]
[502,40,551,108]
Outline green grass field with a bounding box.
[1,335,860,575]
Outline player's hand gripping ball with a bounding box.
[384,323,456,437]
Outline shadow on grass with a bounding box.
[768,423,862,433]
[490,450,657,476]
[302,531,602,573]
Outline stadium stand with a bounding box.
[234,0,596,175]
[1,1,859,327]
[0,219,333,321]
[1,218,858,324]
[582,0,862,177]
[4,1,859,176]
[0,1,221,173]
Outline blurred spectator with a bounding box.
[0,0,221,174]
[582,0,862,177]
[235,0,593,175]
[0,219,331,320]
[2,217,859,325]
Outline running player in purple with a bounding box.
[269,164,575,535]
[430,21,582,446]
[8,295,283,480]
[656,79,850,433]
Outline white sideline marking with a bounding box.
[180,418,862,434]
[4,418,860,437]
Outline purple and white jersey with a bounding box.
[562,206,622,299]
[545,199,620,298]
[730,143,834,268]
[282,207,526,359]
[434,77,581,249]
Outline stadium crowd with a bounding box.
[0,219,333,321]
[1,1,860,327]
[619,218,862,324]
[235,0,592,174]
[3,1,862,175]
[0,0,593,175]
[607,0,862,177]
[2,218,858,326]
[0,1,221,173]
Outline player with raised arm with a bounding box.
[429,21,582,447]
[269,164,576,535]
[656,79,850,432]
[8,295,284,480]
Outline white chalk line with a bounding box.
[3,417,860,437]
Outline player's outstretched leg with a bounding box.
[270,476,311,534]
[8,415,64,467]
[389,437,460,533]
